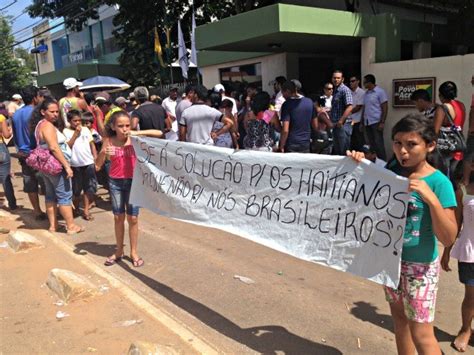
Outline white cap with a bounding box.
[12,94,22,100]
[63,77,83,90]
[213,84,225,93]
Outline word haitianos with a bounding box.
[130,138,409,288]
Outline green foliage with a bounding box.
[14,47,37,73]
[0,16,32,101]
[25,0,279,86]
[28,0,101,32]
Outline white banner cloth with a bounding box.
[130,138,409,288]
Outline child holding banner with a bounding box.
[441,157,474,353]
[349,114,458,355]
[95,111,163,267]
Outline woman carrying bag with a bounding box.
[433,81,466,178]
[29,98,84,234]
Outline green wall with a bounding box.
[196,3,450,66]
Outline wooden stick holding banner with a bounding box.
[130,137,409,288]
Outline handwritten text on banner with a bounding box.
[130,137,409,288]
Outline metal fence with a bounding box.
[61,47,95,67]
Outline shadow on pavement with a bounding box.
[73,242,116,256]
[350,301,454,343]
[74,241,342,354]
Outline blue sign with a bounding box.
[31,44,48,54]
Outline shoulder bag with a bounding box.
[26,120,63,175]
[437,105,466,153]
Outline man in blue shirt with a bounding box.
[361,74,388,160]
[279,81,318,153]
[330,70,353,155]
[12,86,46,220]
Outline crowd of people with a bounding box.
[0,71,473,354]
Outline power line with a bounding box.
[5,1,106,49]
[9,8,27,23]
[11,18,45,36]
[8,19,67,49]
[10,0,107,44]
[16,3,112,47]
[0,0,18,12]
[10,0,84,37]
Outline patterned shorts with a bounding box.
[384,259,440,323]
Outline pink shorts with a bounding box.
[384,259,440,323]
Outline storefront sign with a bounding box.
[392,77,436,107]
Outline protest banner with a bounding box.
[130,137,409,288]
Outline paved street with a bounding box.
[0,156,467,354]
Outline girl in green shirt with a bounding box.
[348,114,457,355]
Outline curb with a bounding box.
[0,209,219,355]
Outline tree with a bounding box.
[0,16,32,101]
[14,47,37,73]
[26,0,278,86]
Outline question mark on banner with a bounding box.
[393,225,403,256]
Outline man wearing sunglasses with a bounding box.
[322,83,333,110]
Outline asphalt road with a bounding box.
[4,157,466,354]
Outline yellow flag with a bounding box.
[154,27,166,68]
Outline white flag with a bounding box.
[178,20,188,79]
[190,11,198,68]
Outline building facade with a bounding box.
[195,1,473,155]
[32,5,124,97]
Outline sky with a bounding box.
[1,0,41,49]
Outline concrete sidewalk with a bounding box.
[0,211,202,354]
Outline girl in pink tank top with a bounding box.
[95,111,163,268]
[441,158,474,352]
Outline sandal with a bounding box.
[132,257,144,268]
[104,254,123,266]
[66,225,85,235]
[82,213,94,221]
[452,329,472,352]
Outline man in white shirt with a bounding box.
[213,83,238,134]
[179,85,223,145]
[213,83,237,116]
[272,76,287,116]
[348,75,365,151]
[162,86,180,138]
[7,94,23,118]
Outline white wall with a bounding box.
[201,42,474,158]
[33,22,55,75]
[362,38,474,156]
[201,53,287,93]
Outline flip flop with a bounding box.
[132,257,144,268]
[104,255,123,266]
[66,226,85,235]
[452,340,468,352]
[452,330,472,352]
[82,213,94,221]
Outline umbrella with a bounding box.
[80,75,130,93]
